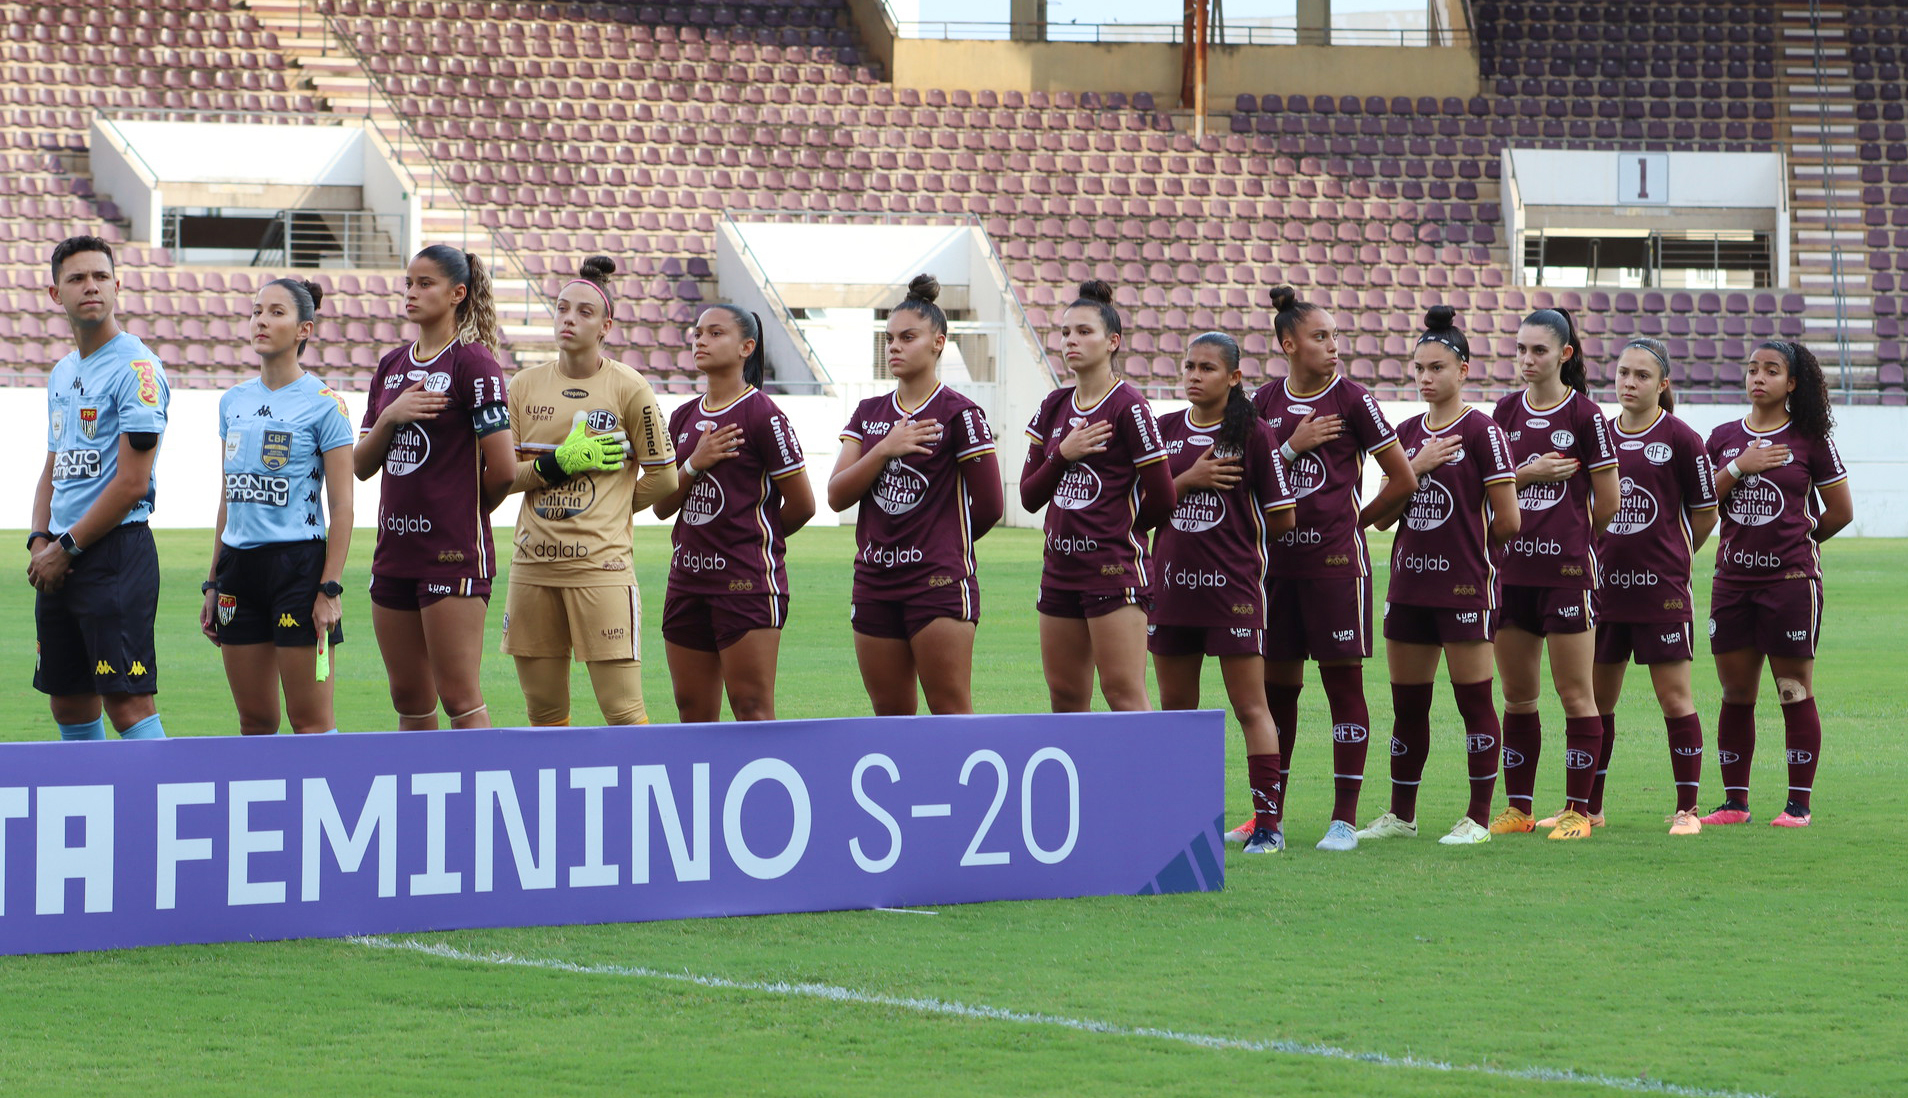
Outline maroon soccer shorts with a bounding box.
[368,574,493,611]
[662,591,790,652]
[1708,579,1821,660]
[1594,620,1695,665]
[1147,623,1265,658]
[1382,601,1497,646]
[1499,583,1593,636]
[1036,585,1153,619]
[1262,575,1372,662]
[851,585,980,640]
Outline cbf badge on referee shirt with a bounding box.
[261,430,292,471]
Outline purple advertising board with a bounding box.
[0,711,1225,955]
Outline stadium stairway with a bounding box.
[1779,2,1879,389]
[242,0,553,364]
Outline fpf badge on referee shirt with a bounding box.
[217,593,238,626]
[261,430,292,471]
[79,407,99,439]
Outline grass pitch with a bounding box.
[0,528,1902,1097]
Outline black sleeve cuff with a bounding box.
[534,453,568,484]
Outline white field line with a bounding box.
[349,935,1777,1098]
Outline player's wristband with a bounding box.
[57,531,82,558]
[26,531,51,550]
[534,453,569,484]
[1725,459,1744,479]
[1279,441,1300,463]
[681,458,701,478]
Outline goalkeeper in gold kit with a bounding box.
[502,256,677,724]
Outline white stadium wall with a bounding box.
[2,389,1902,537]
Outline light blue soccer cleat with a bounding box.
[1315,819,1360,851]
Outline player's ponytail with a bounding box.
[1761,339,1835,441]
[264,276,324,358]
[414,245,500,351]
[1525,307,1587,395]
[1623,338,1675,414]
[1190,331,1253,457]
[708,303,768,389]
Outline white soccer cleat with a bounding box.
[1438,817,1493,845]
[1355,812,1418,839]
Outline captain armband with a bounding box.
[471,402,510,437]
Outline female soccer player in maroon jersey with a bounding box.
[1150,333,1296,853]
[354,245,514,730]
[654,304,816,722]
[1702,340,1852,828]
[1591,339,1719,835]
[1021,280,1175,713]
[1357,307,1520,846]
[1489,307,1618,840]
[828,275,1004,715]
[1247,286,1417,852]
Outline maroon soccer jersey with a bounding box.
[1491,389,1618,588]
[360,340,509,580]
[667,387,806,598]
[839,382,996,601]
[1387,407,1517,610]
[1024,380,1169,590]
[1151,410,1296,628]
[1706,417,1848,585]
[1250,374,1398,578]
[1597,410,1720,622]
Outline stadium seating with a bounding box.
[0,0,1899,405]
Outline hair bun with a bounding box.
[300,279,325,312]
[1268,285,1300,312]
[1076,279,1114,304]
[906,273,941,303]
[1423,304,1456,331]
[579,254,617,281]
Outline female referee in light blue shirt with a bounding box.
[199,278,355,734]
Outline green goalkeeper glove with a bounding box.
[541,414,629,480]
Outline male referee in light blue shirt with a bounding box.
[26,236,170,740]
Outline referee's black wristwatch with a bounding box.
[56,532,83,558]
[318,581,345,598]
[26,531,51,550]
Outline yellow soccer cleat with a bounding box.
[1489,806,1536,834]
[1547,809,1594,840]
[1666,809,1703,836]
[1537,808,1606,828]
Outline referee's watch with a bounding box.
[57,532,83,558]
[26,531,51,550]
[318,581,345,598]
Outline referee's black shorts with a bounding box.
[34,522,160,697]
[214,539,343,648]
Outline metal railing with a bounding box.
[714,208,1057,392]
[308,5,552,330]
[248,209,405,268]
[718,209,836,393]
[1806,0,1856,398]
[889,17,1467,48]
